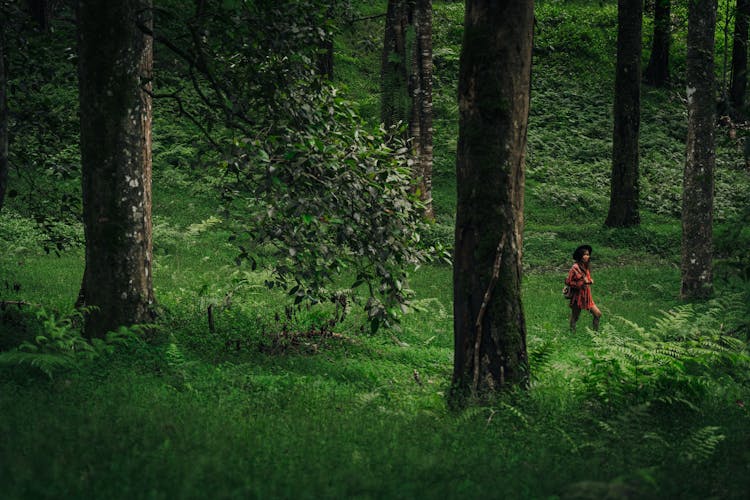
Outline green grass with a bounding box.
[1,1,749,498]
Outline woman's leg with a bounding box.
[570,304,581,332]
[590,304,602,331]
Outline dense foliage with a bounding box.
[152,0,435,329]
[226,84,431,330]
[0,0,749,498]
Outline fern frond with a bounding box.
[497,401,530,428]
[557,427,582,455]
[529,338,555,376]
[0,350,75,378]
[456,406,487,423]
[679,426,725,464]
[653,395,700,413]
[595,419,617,436]
[165,342,186,369]
[642,431,671,449]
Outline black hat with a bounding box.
[573,244,593,261]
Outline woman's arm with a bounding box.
[566,264,587,288]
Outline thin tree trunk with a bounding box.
[28,0,51,32]
[411,0,433,219]
[606,0,642,228]
[644,0,671,86]
[0,15,8,212]
[317,36,334,79]
[451,0,532,403]
[381,0,434,219]
[77,0,155,337]
[682,0,717,300]
[317,2,335,80]
[381,0,410,129]
[730,0,750,111]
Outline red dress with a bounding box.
[566,263,594,310]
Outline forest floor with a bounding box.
[2,1,750,498]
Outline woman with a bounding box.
[566,244,602,332]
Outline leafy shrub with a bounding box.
[222,86,432,333]
[0,210,83,256]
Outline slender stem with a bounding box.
[472,232,507,395]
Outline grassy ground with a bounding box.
[1,1,749,498]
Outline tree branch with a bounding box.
[136,19,256,135]
[141,83,222,149]
[349,13,387,23]
[472,232,508,395]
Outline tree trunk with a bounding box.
[317,3,335,80]
[77,0,155,338]
[682,0,717,300]
[451,0,532,403]
[411,0,433,219]
[0,14,8,213]
[29,0,52,31]
[381,0,410,128]
[644,0,671,87]
[730,0,750,111]
[317,36,334,80]
[28,0,51,32]
[381,0,434,219]
[606,0,642,228]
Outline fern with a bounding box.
[528,337,555,377]
[557,427,583,455]
[0,306,145,378]
[679,426,726,464]
[0,350,78,378]
[456,405,487,424]
[584,303,750,414]
[165,341,187,369]
[496,401,530,428]
[575,301,747,478]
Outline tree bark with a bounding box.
[451,0,532,403]
[381,0,434,219]
[77,0,155,338]
[317,2,335,80]
[730,0,750,111]
[28,0,51,32]
[606,0,642,228]
[644,0,671,87]
[381,0,410,129]
[0,14,8,212]
[412,0,433,219]
[682,0,717,300]
[317,36,334,80]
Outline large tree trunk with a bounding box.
[77,0,155,338]
[730,0,750,111]
[381,0,434,219]
[643,0,671,87]
[0,14,8,212]
[451,0,532,403]
[606,0,642,228]
[682,0,717,300]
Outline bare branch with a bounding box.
[349,13,387,23]
[136,19,255,134]
[472,232,508,395]
[141,83,222,149]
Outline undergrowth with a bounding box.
[1,1,749,498]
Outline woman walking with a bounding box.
[566,244,602,332]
